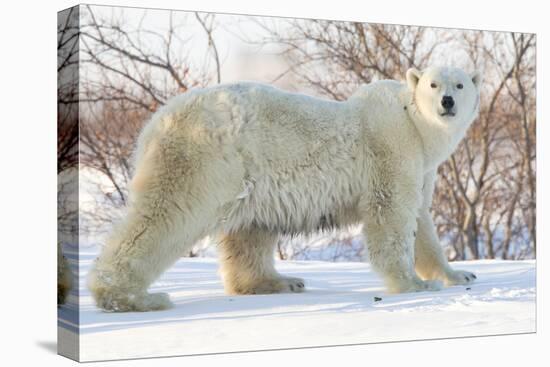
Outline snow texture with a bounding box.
[59,248,535,362]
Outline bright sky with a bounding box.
[81,4,518,98]
[83,5,300,91]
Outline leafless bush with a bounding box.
[58,7,80,247]
[251,19,447,99]
[78,7,220,239]
[433,32,535,260]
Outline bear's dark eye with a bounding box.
[457,83,463,89]
[430,82,437,88]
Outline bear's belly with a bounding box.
[220,177,360,235]
[253,210,344,236]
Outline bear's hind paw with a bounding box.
[97,291,174,312]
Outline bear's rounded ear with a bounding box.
[406,68,422,91]
[471,70,482,88]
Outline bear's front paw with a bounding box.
[236,276,306,295]
[280,276,306,293]
[444,270,477,286]
[416,279,443,292]
[389,277,443,293]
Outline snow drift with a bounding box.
[58,249,535,362]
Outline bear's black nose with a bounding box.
[441,95,455,109]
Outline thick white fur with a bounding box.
[89,67,481,312]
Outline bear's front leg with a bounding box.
[362,190,442,294]
[415,209,476,286]
[414,171,476,286]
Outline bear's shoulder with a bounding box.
[350,80,407,103]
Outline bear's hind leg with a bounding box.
[88,199,214,312]
[219,228,305,295]
[88,212,178,312]
[89,170,228,311]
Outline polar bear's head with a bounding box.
[406,66,481,128]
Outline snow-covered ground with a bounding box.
[58,249,535,362]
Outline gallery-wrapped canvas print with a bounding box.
[58,4,536,362]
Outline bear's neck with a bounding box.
[406,99,469,172]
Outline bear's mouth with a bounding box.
[440,111,456,117]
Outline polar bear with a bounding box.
[88,66,481,312]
